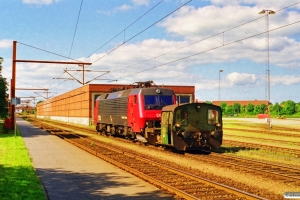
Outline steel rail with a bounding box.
[29,118,266,200]
[186,153,300,184]
[224,134,300,146]
[223,139,300,156]
[65,133,266,200]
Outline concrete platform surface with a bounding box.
[17,118,174,200]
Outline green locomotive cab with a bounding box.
[159,103,223,151]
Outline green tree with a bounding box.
[240,105,246,113]
[225,105,233,115]
[282,100,296,115]
[0,57,9,119]
[37,100,44,104]
[254,105,263,114]
[270,102,281,115]
[232,102,241,114]
[296,102,300,114]
[220,102,227,114]
[246,103,254,114]
[259,103,267,114]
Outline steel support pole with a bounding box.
[11,41,17,130]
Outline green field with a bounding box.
[0,123,46,200]
[221,121,300,167]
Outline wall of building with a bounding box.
[212,100,271,106]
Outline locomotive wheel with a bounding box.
[100,128,106,136]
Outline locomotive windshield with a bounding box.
[208,109,219,125]
[144,95,173,110]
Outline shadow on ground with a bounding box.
[213,146,260,154]
[0,165,175,200]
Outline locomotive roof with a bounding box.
[103,87,175,100]
[162,103,221,112]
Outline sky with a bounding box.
[1,0,300,106]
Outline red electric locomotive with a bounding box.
[94,84,177,145]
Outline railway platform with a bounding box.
[17,117,174,200]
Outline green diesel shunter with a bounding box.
[159,103,223,151]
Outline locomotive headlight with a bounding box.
[174,123,180,132]
[156,89,161,94]
[216,123,221,127]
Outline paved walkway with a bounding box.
[17,118,174,200]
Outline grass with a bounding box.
[224,130,300,144]
[220,120,300,167]
[0,122,46,200]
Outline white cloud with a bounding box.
[9,1,300,103]
[226,72,258,86]
[132,0,149,6]
[22,0,60,5]
[159,5,262,40]
[272,75,300,85]
[116,4,133,12]
[211,0,300,9]
[115,0,149,12]
[0,40,12,48]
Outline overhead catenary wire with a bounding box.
[110,1,300,77]
[15,41,85,92]
[61,0,167,88]
[49,0,85,91]
[16,1,300,99]
[17,42,83,63]
[91,0,192,64]
[117,20,300,79]
[88,0,165,58]
[15,0,175,98]
[69,0,84,57]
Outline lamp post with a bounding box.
[259,10,275,130]
[219,70,223,101]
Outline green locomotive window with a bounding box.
[175,108,188,125]
[208,109,219,125]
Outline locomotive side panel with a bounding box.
[127,94,146,133]
[99,97,128,126]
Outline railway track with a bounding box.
[223,127,300,138]
[30,118,300,157]
[227,123,300,132]
[223,139,300,157]
[46,130,265,199]
[224,134,300,146]
[25,117,296,199]
[185,153,300,186]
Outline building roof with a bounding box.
[212,100,271,106]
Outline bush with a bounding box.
[3,118,13,133]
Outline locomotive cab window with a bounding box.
[208,109,219,125]
[175,108,188,125]
[144,95,173,110]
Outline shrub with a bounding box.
[3,118,13,133]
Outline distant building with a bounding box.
[212,100,271,107]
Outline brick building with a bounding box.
[212,100,271,106]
